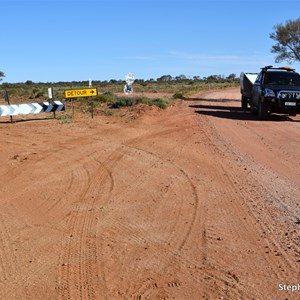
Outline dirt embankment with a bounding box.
[0,87,299,299]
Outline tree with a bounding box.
[174,74,187,81]
[270,18,300,64]
[157,75,172,81]
[25,80,33,85]
[206,74,223,82]
[0,71,5,82]
[227,73,237,80]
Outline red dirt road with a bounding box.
[0,87,299,299]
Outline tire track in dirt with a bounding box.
[56,145,128,300]
[0,132,111,299]
[73,123,207,298]
[103,120,258,299]
[127,144,200,252]
[123,125,201,248]
[103,213,261,299]
[57,164,102,300]
[196,165,282,299]
[124,126,229,297]
[0,139,102,299]
[125,149,262,298]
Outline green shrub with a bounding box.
[109,96,137,108]
[30,88,45,99]
[108,96,168,109]
[172,92,185,99]
[97,91,117,102]
[141,97,168,109]
[57,115,72,124]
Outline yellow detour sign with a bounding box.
[64,88,98,99]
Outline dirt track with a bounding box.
[0,87,299,299]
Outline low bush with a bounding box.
[109,96,137,108]
[141,97,168,109]
[172,92,185,99]
[30,88,46,99]
[108,96,168,109]
[94,91,116,103]
[57,114,72,124]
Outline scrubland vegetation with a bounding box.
[0,75,239,113]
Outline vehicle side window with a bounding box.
[288,73,300,85]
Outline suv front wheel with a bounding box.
[258,102,268,120]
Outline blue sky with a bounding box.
[1,0,300,83]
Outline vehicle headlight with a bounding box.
[264,88,275,97]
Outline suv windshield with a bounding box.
[264,71,300,86]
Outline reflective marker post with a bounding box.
[48,87,56,118]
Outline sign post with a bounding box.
[4,90,9,102]
[3,90,13,123]
[64,88,98,119]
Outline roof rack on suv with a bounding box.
[261,65,295,72]
[261,65,273,70]
[278,66,295,71]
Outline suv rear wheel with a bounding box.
[241,96,248,110]
[250,98,257,115]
